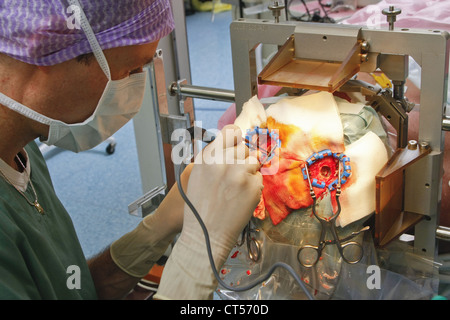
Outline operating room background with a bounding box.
[43,9,234,259]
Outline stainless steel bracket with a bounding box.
[130,51,192,218]
[230,17,449,259]
[159,113,191,145]
[128,185,166,217]
[368,88,409,148]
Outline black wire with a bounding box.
[287,0,310,22]
[287,0,336,23]
[318,0,335,23]
[284,0,289,21]
[300,0,311,20]
[174,162,315,300]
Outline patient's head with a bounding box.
[235,91,389,230]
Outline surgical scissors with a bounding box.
[297,157,369,268]
[237,222,261,262]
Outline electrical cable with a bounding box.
[174,161,315,300]
[287,0,310,21]
[318,0,335,23]
[284,0,289,21]
[287,0,335,23]
[300,0,311,19]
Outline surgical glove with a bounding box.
[155,125,263,299]
[110,164,193,278]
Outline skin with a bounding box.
[0,42,158,169]
[0,41,159,299]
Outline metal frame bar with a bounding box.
[169,81,235,103]
[230,18,449,258]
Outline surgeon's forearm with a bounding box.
[88,248,141,300]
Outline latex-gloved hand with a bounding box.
[109,163,193,278]
[155,125,263,300]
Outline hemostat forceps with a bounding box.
[244,138,269,155]
[237,222,261,262]
[244,136,278,165]
[297,160,368,268]
[244,137,276,165]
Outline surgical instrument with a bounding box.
[174,162,315,300]
[298,155,369,268]
[244,126,280,164]
[237,222,261,262]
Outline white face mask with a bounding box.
[0,0,147,153]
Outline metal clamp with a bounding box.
[128,185,166,217]
[159,113,191,145]
[367,88,409,148]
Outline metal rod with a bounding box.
[442,117,450,131]
[437,226,450,241]
[169,82,235,103]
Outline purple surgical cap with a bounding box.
[0,0,175,66]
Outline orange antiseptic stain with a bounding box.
[309,128,345,157]
[253,117,351,226]
[256,121,317,225]
[253,196,266,220]
[266,117,301,149]
[261,149,313,225]
[310,130,330,154]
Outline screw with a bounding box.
[408,140,418,150]
[360,53,369,62]
[268,1,285,23]
[419,141,430,150]
[382,6,402,31]
[361,41,370,53]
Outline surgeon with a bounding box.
[0,0,263,299]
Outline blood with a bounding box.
[308,156,339,199]
[251,118,348,225]
[250,129,275,163]
[260,150,312,225]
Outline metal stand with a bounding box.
[229,15,449,259]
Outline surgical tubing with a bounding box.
[174,163,315,300]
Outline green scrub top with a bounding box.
[0,142,98,299]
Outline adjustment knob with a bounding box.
[268,1,285,23]
[382,6,402,31]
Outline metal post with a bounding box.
[169,82,235,103]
